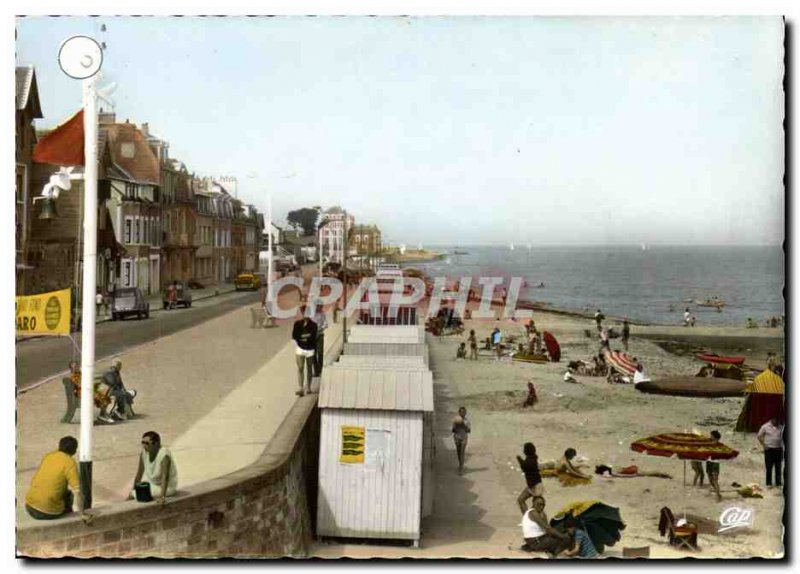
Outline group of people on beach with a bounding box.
[25,431,178,521]
[450,411,598,558]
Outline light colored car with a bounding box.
[111,287,150,320]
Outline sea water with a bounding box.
[408,246,784,327]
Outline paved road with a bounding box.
[15,289,259,390]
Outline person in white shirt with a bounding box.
[633,363,651,384]
[684,308,691,327]
[520,496,572,557]
[757,417,784,487]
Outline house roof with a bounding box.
[319,367,434,412]
[101,123,160,185]
[16,66,42,118]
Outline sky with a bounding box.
[14,15,785,246]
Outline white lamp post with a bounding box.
[267,195,274,306]
[57,35,104,508]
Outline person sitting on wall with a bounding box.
[25,436,90,522]
[129,431,178,504]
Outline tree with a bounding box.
[286,207,320,236]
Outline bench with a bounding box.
[61,376,134,423]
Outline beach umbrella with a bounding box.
[550,500,626,554]
[630,432,739,486]
[604,349,637,376]
[542,331,561,362]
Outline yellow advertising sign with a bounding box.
[15,288,71,336]
[340,425,365,464]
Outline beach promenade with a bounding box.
[16,276,342,525]
[16,288,784,558]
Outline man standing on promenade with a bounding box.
[292,305,318,397]
[452,406,471,475]
[25,436,87,521]
[313,300,328,378]
[757,417,784,488]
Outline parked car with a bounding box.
[111,287,150,320]
[234,272,262,291]
[162,281,193,309]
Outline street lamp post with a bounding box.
[57,35,104,508]
[342,210,348,344]
[267,195,274,306]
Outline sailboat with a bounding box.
[641,243,648,251]
[509,242,515,251]
[527,243,532,251]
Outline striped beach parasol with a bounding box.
[631,432,739,485]
[604,349,637,376]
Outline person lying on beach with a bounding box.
[606,369,631,384]
[563,371,578,384]
[594,464,672,479]
[516,442,544,513]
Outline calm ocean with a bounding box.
[407,246,784,327]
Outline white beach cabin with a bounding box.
[316,367,435,546]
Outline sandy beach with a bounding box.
[314,304,784,559]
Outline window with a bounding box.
[121,142,135,159]
[124,217,132,244]
[135,218,141,244]
[143,218,149,245]
[123,260,132,287]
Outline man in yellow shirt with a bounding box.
[25,436,84,520]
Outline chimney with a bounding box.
[141,122,149,136]
[98,110,116,125]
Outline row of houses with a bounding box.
[315,207,383,267]
[15,66,265,297]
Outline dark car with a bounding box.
[162,281,193,309]
[111,287,150,320]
